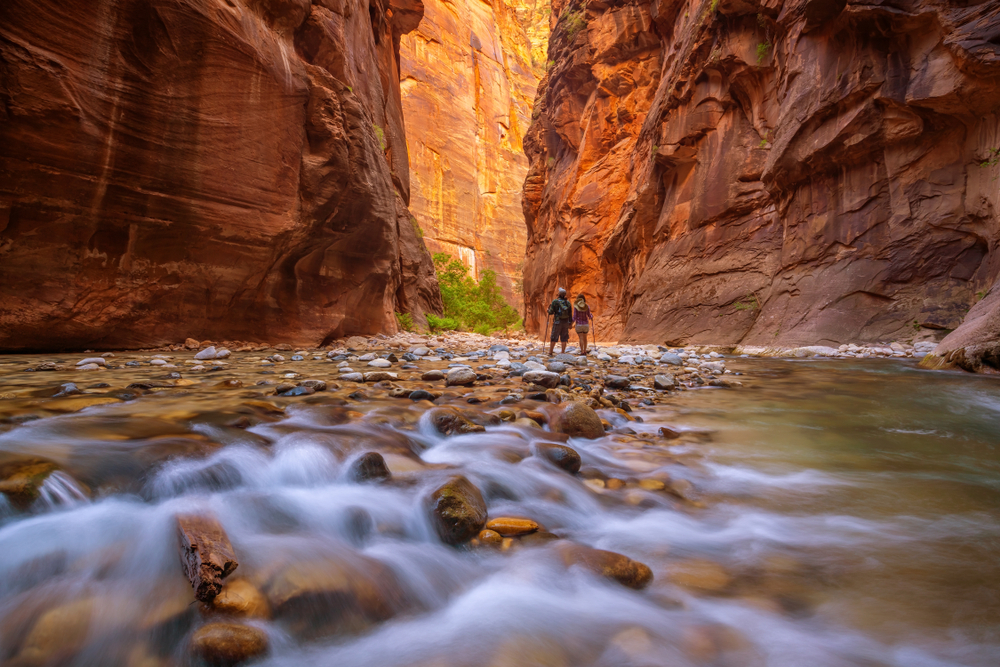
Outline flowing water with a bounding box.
[0,352,998,667]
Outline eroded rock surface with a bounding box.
[0,0,441,352]
[523,0,1000,347]
[400,0,548,308]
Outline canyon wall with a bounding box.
[399,0,549,309]
[523,0,1000,347]
[0,0,440,352]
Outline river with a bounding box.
[0,350,997,667]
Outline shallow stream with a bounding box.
[0,352,997,666]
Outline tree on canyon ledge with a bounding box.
[427,253,521,335]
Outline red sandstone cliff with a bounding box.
[523,0,1000,347]
[0,0,441,352]
[399,0,548,310]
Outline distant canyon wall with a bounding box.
[523,0,1000,347]
[400,0,549,309]
[0,0,440,352]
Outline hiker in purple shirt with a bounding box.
[572,293,595,354]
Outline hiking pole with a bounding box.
[543,311,550,347]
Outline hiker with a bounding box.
[573,293,594,354]
[547,287,572,355]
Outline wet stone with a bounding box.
[654,374,676,390]
[0,458,59,509]
[428,408,486,435]
[190,622,268,666]
[428,475,488,545]
[553,402,605,439]
[409,390,434,401]
[422,370,445,381]
[536,442,582,474]
[522,370,560,389]
[211,579,270,619]
[486,517,539,536]
[561,544,654,590]
[349,452,391,483]
[446,367,477,386]
[604,375,630,389]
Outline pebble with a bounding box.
[194,346,218,360]
[446,367,477,386]
[485,517,539,536]
[341,372,364,382]
[367,359,392,368]
[421,370,445,381]
[653,374,676,390]
[604,375,629,389]
[77,363,101,371]
[75,357,106,367]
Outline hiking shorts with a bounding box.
[550,320,571,343]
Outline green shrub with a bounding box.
[373,123,387,151]
[410,215,424,239]
[981,147,1000,168]
[395,312,415,331]
[430,253,522,334]
[756,42,771,64]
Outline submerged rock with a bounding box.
[349,452,391,483]
[428,408,486,436]
[428,475,488,544]
[211,579,270,619]
[485,517,539,536]
[560,544,654,590]
[535,443,582,474]
[0,458,59,509]
[190,622,268,666]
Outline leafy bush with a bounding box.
[430,253,522,334]
[426,314,460,332]
[395,312,415,331]
[981,147,1000,168]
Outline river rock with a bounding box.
[0,458,59,509]
[195,346,219,360]
[185,338,201,349]
[349,452,391,483]
[427,408,486,435]
[263,555,401,639]
[75,357,106,366]
[299,379,327,391]
[535,443,582,473]
[604,375,630,389]
[546,361,567,373]
[216,348,232,359]
[367,358,392,368]
[653,374,676,390]
[421,370,445,381]
[485,517,538,536]
[428,475,488,544]
[560,544,654,590]
[476,529,503,545]
[340,372,364,383]
[409,390,434,401]
[177,513,239,602]
[190,622,268,666]
[659,353,682,365]
[522,370,560,388]
[362,371,397,382]
[446,367,477,386]
[212,579,270,619]
[553,402,604,439]
[410,346,430,356]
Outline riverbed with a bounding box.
[0,349,997,667]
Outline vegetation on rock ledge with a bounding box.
[428,253,521,335]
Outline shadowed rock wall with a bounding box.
[400,0,548,310]
[0,0,441,352]
[523,0,1000,346]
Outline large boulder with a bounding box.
[427,475,488,544]
[922,283,1000,374]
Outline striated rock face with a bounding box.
[400,0,547,309]
[523,0,1000,347]
[0,0,441,352]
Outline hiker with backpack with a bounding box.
[573,293,595,354]
[547,288,573,355]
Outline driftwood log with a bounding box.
[177,513,238,602]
